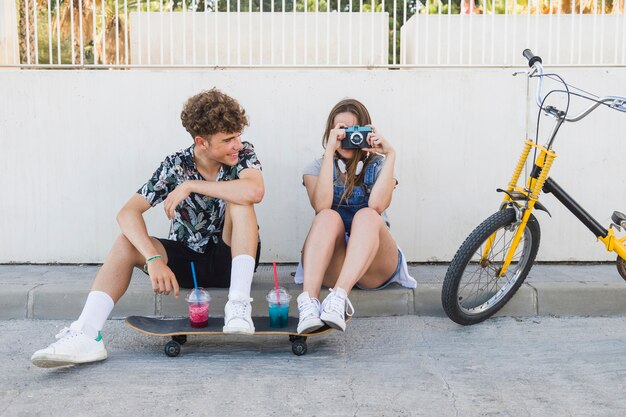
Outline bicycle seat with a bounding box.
[611,211,626,227]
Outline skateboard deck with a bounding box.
[125,315,349,356]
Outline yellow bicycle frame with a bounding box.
[599,229,626,260]
[482,139,626,277]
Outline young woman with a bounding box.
[295,98,416,334]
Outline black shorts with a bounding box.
[155,237,261,289]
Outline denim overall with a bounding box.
[332,157,382,234]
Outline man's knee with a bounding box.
[110,234,147,266]
[226,202,257,219]
[223,203,259,247]
[112,234,134,252]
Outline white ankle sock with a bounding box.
[75,291,114,339]
[228,255,255,300]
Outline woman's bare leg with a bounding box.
[334,208,398,294]
[301,209,347,299]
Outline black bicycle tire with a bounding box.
[442,208,540,325]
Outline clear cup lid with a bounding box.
[266,287,291,304]
[185,288,211,303]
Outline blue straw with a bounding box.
[190,261,200,305]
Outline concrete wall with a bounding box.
[129,12,389,66]
[401,15,626,66]
[0,0,19,66]
[2,68,626,263]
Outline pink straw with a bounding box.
[272,261,281,306]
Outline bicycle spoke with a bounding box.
[456,216,535,313]
[459,268,485,305]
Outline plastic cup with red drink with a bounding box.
[185,288,211,328]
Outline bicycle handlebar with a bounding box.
[522,49,546,109]
[522,49,626,122]
[522,49,543,68]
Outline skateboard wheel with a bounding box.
[164,340,181,357]
[172,335,187,345]
[291,340,307,356]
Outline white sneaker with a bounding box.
[223,298,255,335]
[31,321,107,368]
[297,292,324,334]
[320,288,354,331]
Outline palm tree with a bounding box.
[92,2,128,65]
[54,0,129,65]
[54,0,95,64]
[17,0,36,64]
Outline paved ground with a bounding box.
[4,315,626,417]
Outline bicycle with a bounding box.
[441,49,626,325]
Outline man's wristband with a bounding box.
[146,255,162,263]
[143,255,162,274]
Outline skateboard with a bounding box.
[125,315,350,356]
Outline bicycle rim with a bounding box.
[457,219,534,315]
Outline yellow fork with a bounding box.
[481,141,556,277]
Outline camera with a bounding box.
[341,126,372,149]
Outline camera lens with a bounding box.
[350,132,364,146]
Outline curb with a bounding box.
[1,264,626,320]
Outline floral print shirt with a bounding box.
[137,141,262,253]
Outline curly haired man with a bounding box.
[32,89,264,368]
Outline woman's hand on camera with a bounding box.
[325,123,347,155]
[364,126,395,155]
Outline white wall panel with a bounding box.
[2,68,626,262]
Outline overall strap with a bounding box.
[363,156,382,193]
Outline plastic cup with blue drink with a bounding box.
[266,287,291,328]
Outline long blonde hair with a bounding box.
[322,98,373,205]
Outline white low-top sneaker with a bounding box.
[223,298,255,335]
[296,292,324,334]
[31,321,107,368]
[320,288,354,331]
